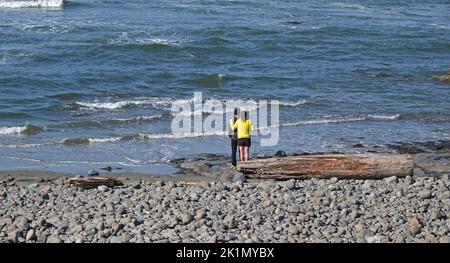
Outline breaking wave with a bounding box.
[0,124,43,135]
[0,0,64,8]
[282,114,400,127]
[138,131,227,140]
[332,3,373,11]
[61,137,122,145]
[55,115,163,128]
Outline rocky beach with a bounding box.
[1,142,449,243]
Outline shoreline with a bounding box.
[1,141,448,243]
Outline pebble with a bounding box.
[232,173,246,183]
[0,168,448,243]
[87,170,99,176]
[383,176,398,184]
[97,185,109,192]
[26,229,36,241]
[46,235,63,243]
[417,190,432,199]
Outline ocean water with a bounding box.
[1,0,449,174]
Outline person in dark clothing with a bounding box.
[229,108,240,168]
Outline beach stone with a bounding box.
[46,235,63,243]
[439,236,449,243]
[132,182,142,189]
[354,224,364,233]
[410,225,422,235]
[287,226,300,235]
[287,205,301,214]
[0,190,6,198]
[181,214,194,225]
[430,209,444,220]
[366,235,387,243]
[232,172,246,183]
[88,170,99,176]
[97,185,109,193]
[110,236,126,243]
[362,180,373,189]
[274,150,287,157]
[383,176,398,184]
[418,190,432,199]
[194,210,207,220]
[329,177,338,183]
[26,229,36,241]
[27,183,39,188]
[280,179,296,190]
[8,230,21,242]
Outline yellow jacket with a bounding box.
[231,118,254,139]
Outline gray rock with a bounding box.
[232,172,246,183]
[97,185,109,192]
[132,182,142,189]
[329,177,338,183]
[410,225,422,235]
[27,183,39,188]
[430,209,445,220]
[274,150,287,157]
[88,170,99,176]
[110,236,126,243]
[280,179,296,190]
[383,176,398,184]
[181,214,194,225]
[194,211,207,220]
[287,205,301,214]
[46,235,63,243]
[26,229,36,241]
[287,226,300,235]
[362,180,373,189]
[439,236,449,243]
[417,190,432,199]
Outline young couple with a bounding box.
[229,108,254,168]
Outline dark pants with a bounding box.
[231,138,238,167]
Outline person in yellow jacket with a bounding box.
[231,111,254,162]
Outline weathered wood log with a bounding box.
[238,154,413,180]
[68,176,123,189]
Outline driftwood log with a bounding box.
[238,154,413,180]
[68,176,123,189]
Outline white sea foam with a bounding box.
[282,114,400,127]
[88,137,122,143]
[0,0,63,8]
[114,115,162,122]
[282,117,366,127]
[280,100,307,107]
[76,100,146,110]
[0,142,54,148]
[75,98,175,110]
[139,130,227,140]
[0,126,28,135]
[332,3,372,11]
[368,114,400,120]
[108,32,180,46]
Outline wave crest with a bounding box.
[0,0,64,8]
[0,124,43,135]
[282,114,400,127]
